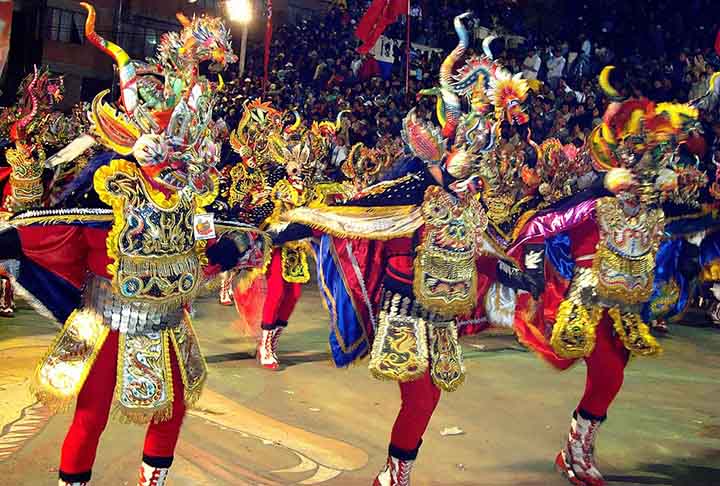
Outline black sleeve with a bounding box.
[496,260,543,299]
[272,223,313,245]
[0,227,22,260]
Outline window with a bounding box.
[45,7,84,44]
[122,26,165,59]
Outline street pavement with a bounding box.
[0,287,718,485]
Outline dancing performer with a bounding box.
[510,70,703,486]
[640,74,720,332]
[277,14,540,484]
[216,101,345,369]
[0,67,89,317]
[0,5,269,485]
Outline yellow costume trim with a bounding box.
[308,182,354,208]
[9,213,114,226]
[608,307,662,357]
[281,242,311,283]
[194,171,220,208]
[428,322,465,392]
[593,245,656,303]
[283,205,423,240]
[648,279,680,318]
[511,209,538,242]
[113,330,175,424]
[169,313,208,410]
[369,292,429,383]
[94,159,181,210]
[701,260,720,282]
[550,299,602,359]
[89,91,140,155]
[31,309,111,414]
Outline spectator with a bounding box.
[522,48,542,80]
[546,48,566,89]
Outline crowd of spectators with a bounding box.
[216,0,720,171]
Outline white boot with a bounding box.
[137,461,169,486]
[257,328,280,370]
[555,412,605,486]
[373,455,415,486]
[59,481,88,486]
[270,325,284,361]
[219,272,234,305]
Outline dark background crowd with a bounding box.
[214,0,720,174]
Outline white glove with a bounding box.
[524,250,543,270]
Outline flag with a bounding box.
[0,0,12,78]
[263,0,272,96]
[355,0,408,55]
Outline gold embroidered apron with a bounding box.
[32,159,214,423]
[550,198,662,359]
[370,187,486,392]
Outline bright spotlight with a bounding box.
[226,0,252,23]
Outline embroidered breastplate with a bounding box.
[594,197,663,304]
[95,159,215,310]
[413,186,488,318]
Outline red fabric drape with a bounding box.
[263,0,273,96]
[715,28,720,57]
[355,0,408,55]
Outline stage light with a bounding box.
[226,0,252,23]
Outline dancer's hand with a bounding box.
[524,250,543,270]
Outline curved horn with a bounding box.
[285,110,302,133]
[11,66,39,142]
[482,35,497,60]
[598,65,622,101]
[80,2,138,114]
[176,12,192,27]
[336,110,350,128]
[437,13,471,139]
[440,12,471,90]
[690,71,720,107]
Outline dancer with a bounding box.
[277,14,540,485]
[0,5,269,485]
[0,67,89,317]
[218,100,345,369]
[510,71,703,486]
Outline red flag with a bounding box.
[263,0,273,96]
[715,27,720,57]
[0,0,12,77]
[355,0,408,55]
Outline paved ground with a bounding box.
[0,287,718,485]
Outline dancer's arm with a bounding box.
[495,253,544,299]
[206,229,270,272]
[270,223,314,245]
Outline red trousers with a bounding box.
[578,313,630,418]
[262,248,302,326]
[59,331,187,476]
[390,370,442,452]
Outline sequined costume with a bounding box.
[0,67,91,318]
[215,100,347,369]
[509,71,703,486]
[0,6,269,486]
[278,14,539,485]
